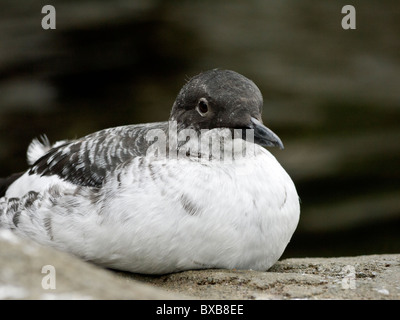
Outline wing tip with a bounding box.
[27,135,71,166]
[26,135,51,166]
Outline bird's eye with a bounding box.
[197,98,209,115]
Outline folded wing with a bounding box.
[29,122,168,188]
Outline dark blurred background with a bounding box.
[0,0,399,258]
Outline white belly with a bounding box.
[2,148,300,274]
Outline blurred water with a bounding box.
[0,0,399,257]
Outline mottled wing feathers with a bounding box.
[29,122,168,187]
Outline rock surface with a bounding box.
[1,229,399,300]
[0,229,183,299]
[129,255,400,300]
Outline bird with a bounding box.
[0,69,300,274]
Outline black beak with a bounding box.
[248,117,284,149]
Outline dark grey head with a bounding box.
[170,69,283,149]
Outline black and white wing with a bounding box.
[29,122,168,187]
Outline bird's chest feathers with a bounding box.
[109,150,288,226]
[190,154,286,218]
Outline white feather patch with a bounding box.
[26,135,69,165]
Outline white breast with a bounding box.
[59,148,298,273]
[3,144,300,274]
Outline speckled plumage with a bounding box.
[0,69,300,274]
[29,122,169,188]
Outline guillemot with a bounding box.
[0,69,300,274]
